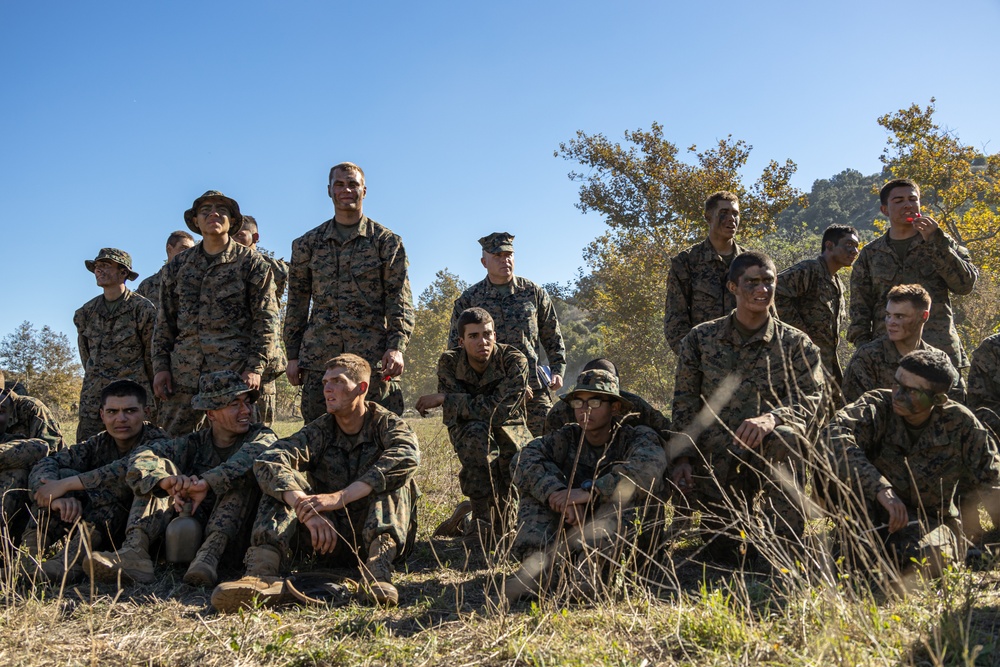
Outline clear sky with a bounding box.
[2,0,997,347]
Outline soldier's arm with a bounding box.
[125,436,186,497]
[962,417,1000,490]
[663,254,693,355]
[927,231,978,295]
[511,430,574,503]
[199,426,278,496]
[355,411,420,493]
[441,349,529,424]
[592,426,667,502]
[847,252,875,346]
[152,262,179,375]
[253,424,319,501]
[25,402,63,451]
[669,331,704,461]
[840,347,872,405]
[537,287,567,380]
[769,336,829,436]
[137,297,156,389]
[380,235,415,355]
[968,338,1000,415]
[447,293,467,350]
[283,237,311,362]
[774,264,811,332]
[825,394,894,501]
[247,257,279,375]
[73,309,89,367]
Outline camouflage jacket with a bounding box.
[255,402,419,498]
[671,313,827,461]
[512,422,666,505]
[28,422,168,493]
[826,389,1000,519]
[152,240,279,390]
[968,333,1000,434]
[448,276,566,389]
[775,255,845,380]
[127,423,276,498]
[848,229,977,368]
[0,391,63,451]
[258,253,289,381]
[544,388,672,441]
[135,267,164,310]
[438,343,529,433]
[842,335,965,404]
[74,288,156,407]
[284,216,414,372]
[663,238,747,355]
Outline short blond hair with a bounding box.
[328,162,365,185]
[325,353,372,386]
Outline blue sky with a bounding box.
[2,0,997,347]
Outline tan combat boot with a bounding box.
[361,533,399,606]
[40,524,99,582]
[433,500,472,537]
[183,531,226,587]
[211,545,291,613]
[83,529,155,584]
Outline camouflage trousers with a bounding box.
[847,504,966,580]
[300,369,404,423]
[256,380,277,428]
[249,469,418,571]
[0,438,52,541]
[156,385,206,437]
[526,388,553,438]
[672,425,809,562]
[448,421,524,513]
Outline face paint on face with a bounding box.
[892,381,933,413]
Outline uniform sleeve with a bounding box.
[152,262,179,374]
[825,394,894,502]
[73,307,89,367]
[967,338,1000,416]
[927,230,978,295]
[126,436,188,497]
[380,235,415,354]
[254,424,321,499]
[774,263,811,333]
[511,429,574,503]
[247,256,280,375]
[663,254,693,355]
[447,292,470,350]
[283,236,311,361]
[591,426,667,502]
[841,346,875,405]
[536,288,567,379]
[137,295,157,389]
[200,426,277,496]
[767,334,828,437]
[441,349,529,425]
[27,436,102,491]
[847,250,876,347]
[669,330,703,460]
[355,412,420,493]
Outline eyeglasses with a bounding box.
[568,398,610,409]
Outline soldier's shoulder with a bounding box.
[293,219,334,246]
[779,256,821,277]
[75,294,104,318]
[690,314,729,338]
[974,333,1000,355]
[497,343,528,362]
[13,392,53,414]
[366,218,402,242]
[367,402,414,431]
[670,239,708,263]
[938,400,981,425]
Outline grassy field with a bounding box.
[2,415,1000,666]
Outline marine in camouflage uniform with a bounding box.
[826,351,1000,578]
[842,335,966,404]
[670,252,829,561]
[85,371,277,587]
[848,180,978,371]
[136,231,196,311]
[74,248,156,441]
[449,233,566,437]
[967,333,1000,437]
[284,163,414,422]
[152,191,279,436]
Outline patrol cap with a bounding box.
[85,248,139,282]
[560,369,633,412]
[191,370,259,411]
[184,190,244,236]
[478,232,515,254]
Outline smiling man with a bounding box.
[152,190,279,436]
[74,248,156,441]
[669,251,829,563]
[827,349,1000,581]
[416,307,531,542]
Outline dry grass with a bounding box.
[4,415,1000,666]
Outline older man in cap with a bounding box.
[74,248,156,441]
[449,232,566,436]
[506,368,667,600]
[85,370,277,587]
[152,190,280,436]
[284,163,414,421]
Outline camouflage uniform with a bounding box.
[670,313,829,555]
[449,276,566,437]
[258,254,289,427]
[967,333,1000,436]
[74,288,157,441]
[126,422,277,563]
[848,230,978,369]
[775,255,846,399]
[842,335,967,405]
[284,216,414,422]
[0,392,64,531]
[25,422,168,552]
[826,389,1000,571]
[438,342,531,521]
[152,239,279,435]
[544,388,672,440]
[250,402,420,569]
[136,267,164,311]
[663,238,748,355]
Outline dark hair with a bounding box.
[705,191,739,216]
[457,307,494,338]
[879,178,920,206]
[821,224,858,250]
[727,250,775,284]
[325,353,371,390]
[240,215,258,233]
[100,379,147,408]
[329,162,366,185]
[582,358,618,378]
[887,283,931,311]
[899,349,957,394]
[167,230,195,247]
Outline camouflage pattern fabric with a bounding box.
[775,255,846,391]
[438,343,531,509]
[251,403,420,567]
[299,369,403,425]
[284,216,414,422]
[511,422,666,554]
[841,335,966,405]
[152,240,279,435]
[136,267,164,310]
[544,387,672,439]
[848,230,978,369]
[73,288,157,441]
[0,437,54,537]
[663,238,748,355]
[968,333,1000,436]
[449,276,566,436]
[0,391,64,451]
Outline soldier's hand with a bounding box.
[51,497,83,524]
[734,414,777,449]
[912,214,940,241]
[35,478,71,507]
[562,503,585,526]
[381,349,404,378]
[175,478,209,513]
[876,487,909,533]
[154,371,174,400]
[158,475,181,497]
[242,371,262,391]
[670,459,694,495]
[294,492,345,523]
[549,374,564,391]
[286,359,303,387]
[303,513,338,554]
[415,393,445,416]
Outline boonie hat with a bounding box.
[184,190,244,235]
[191,370,259,410]
[85,248,139,282]
[559,369,633,412]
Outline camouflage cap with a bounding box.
[183,190,244,236]
[478,232,515,254]
[85,248,139,282]
[560,369,633,412]
[190,370,259,411]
